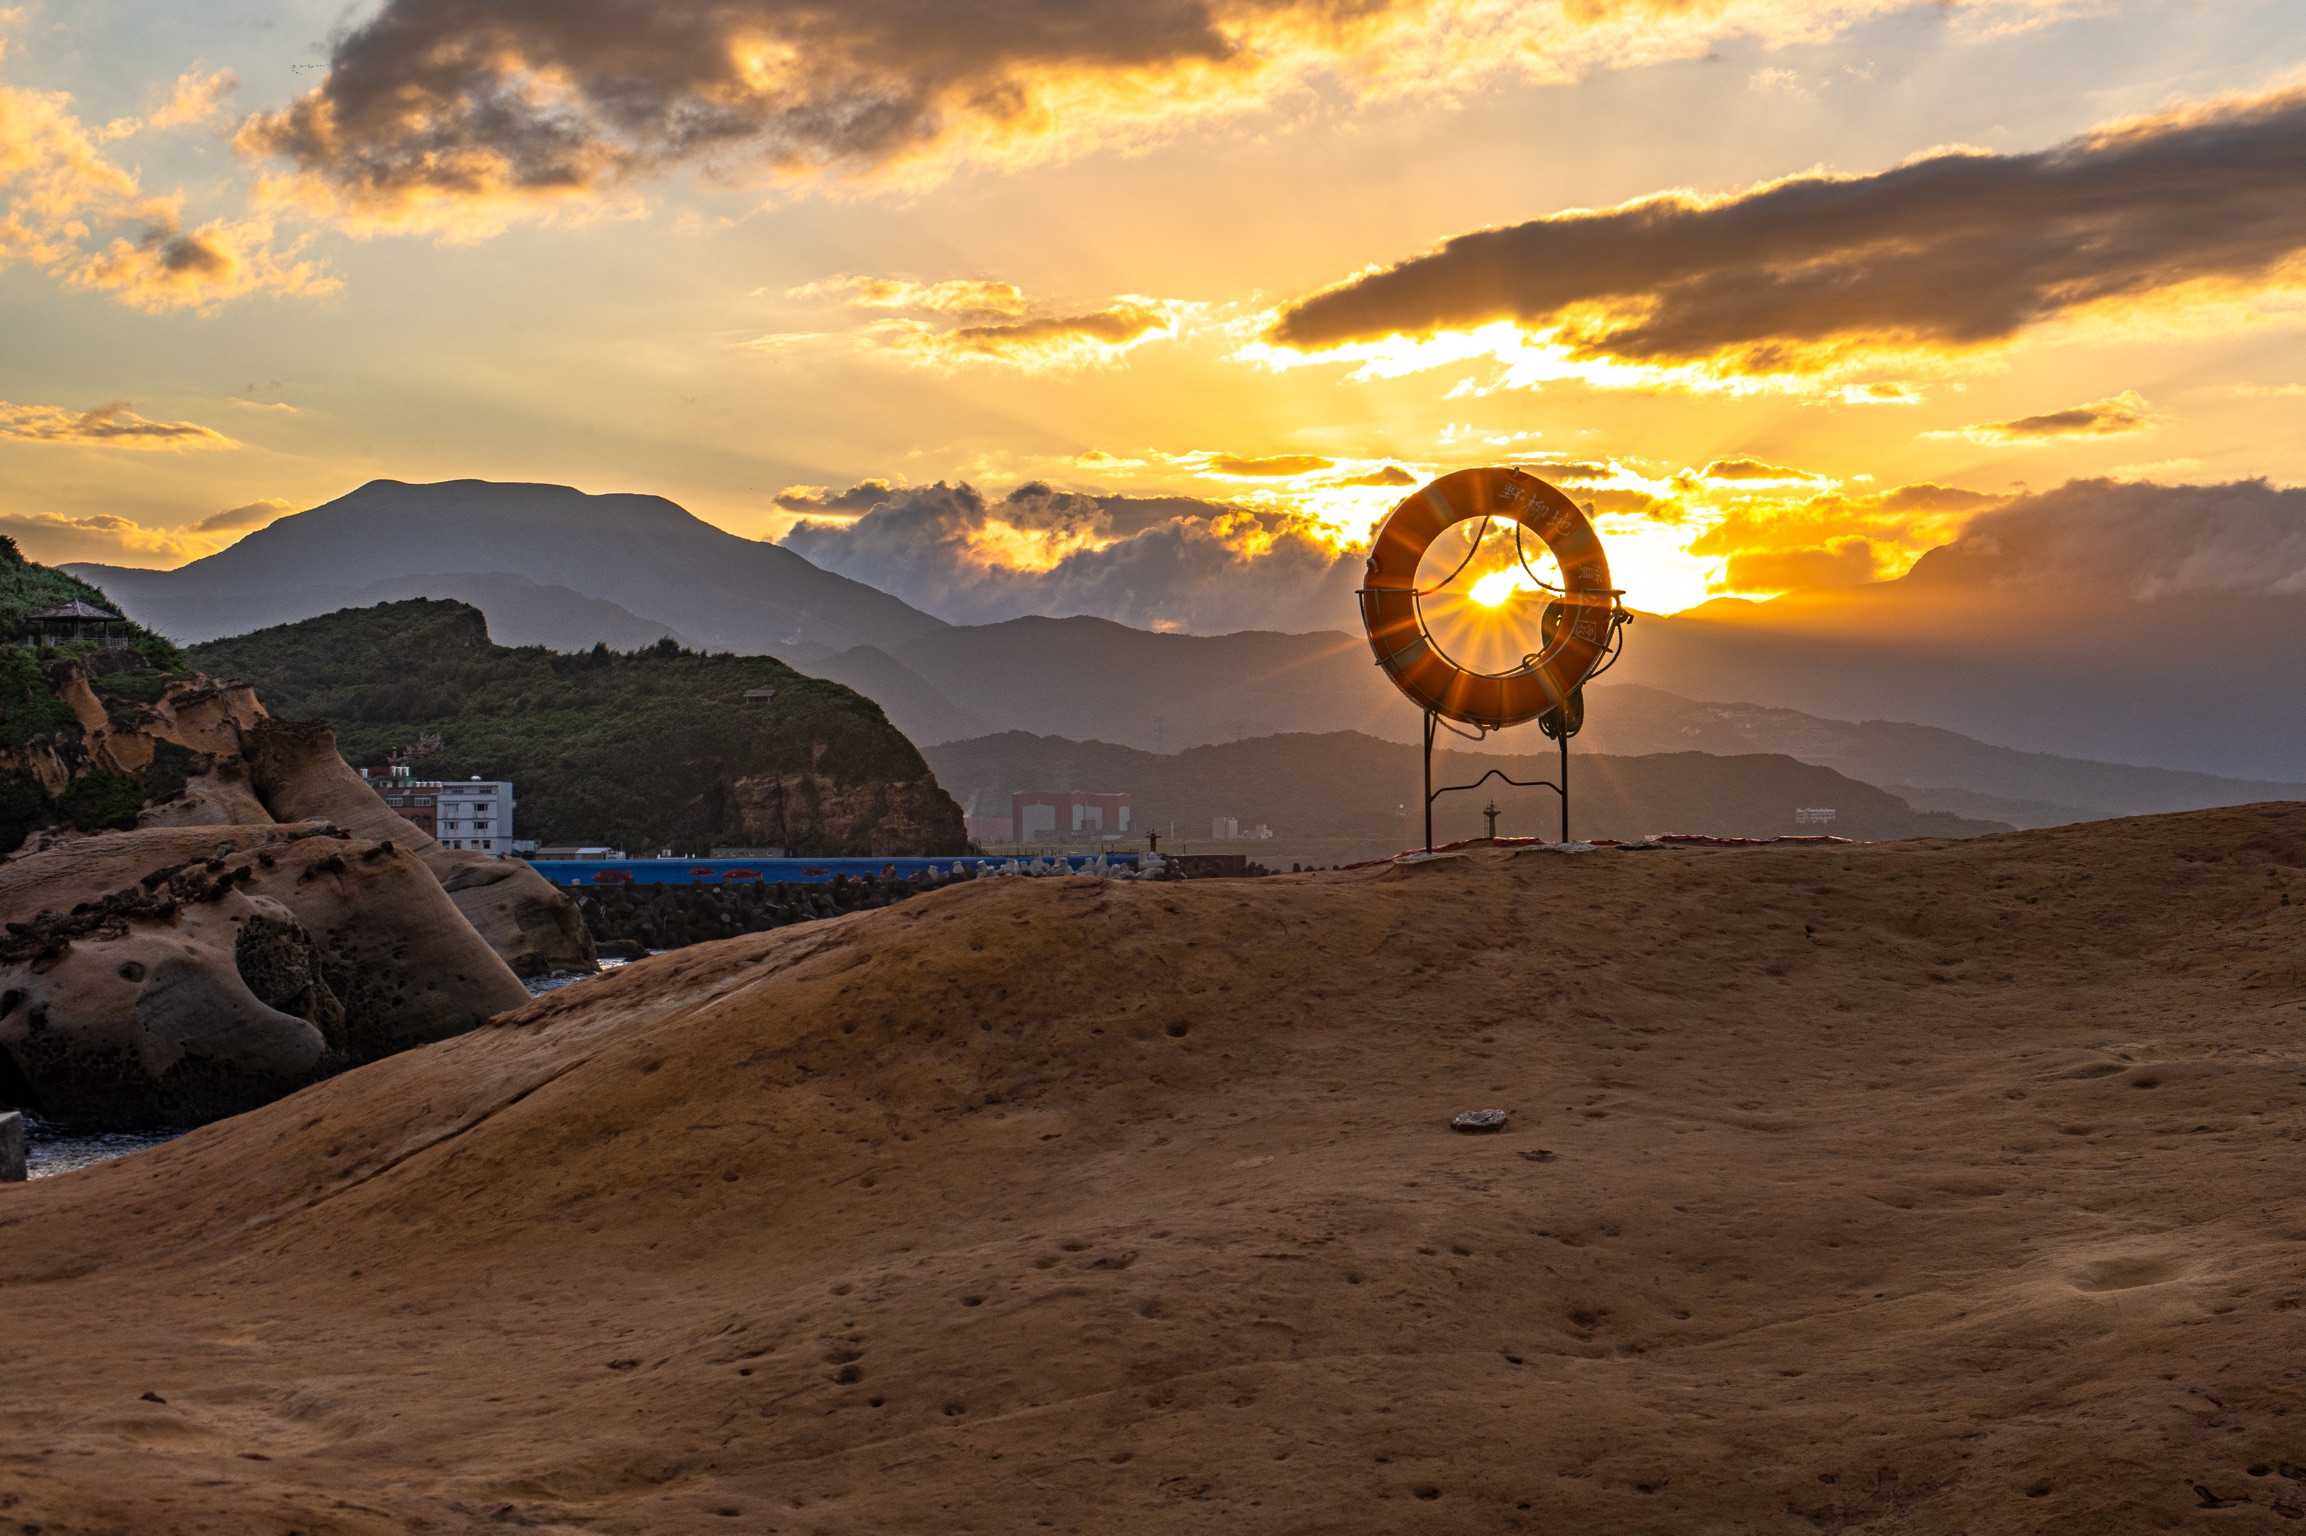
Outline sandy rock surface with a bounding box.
[242,717,595,976]
[3,806,2305,1532]
[0,823,530,1124]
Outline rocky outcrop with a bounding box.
[240,717,594,977]
[136,756,271,827]
[0,823,528,1125]
[727,768,968,857]
[7,658,594,978]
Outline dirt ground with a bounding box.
[5,805,2306,1534]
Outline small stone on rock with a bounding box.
[1451,1108,1508,1133]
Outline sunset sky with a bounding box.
[4,0,2302,627]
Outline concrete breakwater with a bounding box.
[565,868,965,954]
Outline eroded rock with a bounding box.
[136,758,271,828]
[0,824,528,1125]
[20,662,592,979]
[242,718,595,977]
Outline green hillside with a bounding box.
[189,600,965,856]
[0,538,191,849]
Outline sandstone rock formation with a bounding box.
[239,717,593,976]
[12,657,593,977]
[3,805,2304,1529]
[0,823,526,1125]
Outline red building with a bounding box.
[363,771,439,839]
[1011,790,1131,842]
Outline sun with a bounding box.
[1467,568,1522,607]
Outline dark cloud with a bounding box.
[780,480,1362,632]
[242,1,1242,213]
[774,480,905,514]
[1905,478,2306,597]
[234,0,1912,223]
[1953,390,2154,444]
[915,303,1176,367]
[1875,483,2002,513]
[1271,86,2306,370]
[193,498,295,533]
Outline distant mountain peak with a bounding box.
[67,477,946,659]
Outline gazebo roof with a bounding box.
[29,599,123,622]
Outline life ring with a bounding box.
[1358,467,1617,729]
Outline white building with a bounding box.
[437,777,515,852]
[1209,816,1274,840]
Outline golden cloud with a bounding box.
[1207,454,1335,476]
[192,498,296,534]
[231,0,2066,233]
[140,68,239,133]
[0,60,335,312]
[787,275,1028,319]
[1940,389,2157,445]
[1333,465,1417,488]
[0,510,219,566]
[902,301,1182,370]
[1697,458,1824,484]
[1688,480,2009,598]
[761,283,1188,373]
[1264,84,2306,390]
[772,447,2033,615]
[1519,460,1614,483]
[1717,538,1885,593]
[0,400,238,450]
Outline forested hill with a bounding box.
[189,600,966,857]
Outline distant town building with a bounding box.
[1013,789,1130,842]
[1210,816,1273,840]
[964,815,1014,843]
[533,845,625,860]
[361,767,516,852]
[1794,807,1838,825]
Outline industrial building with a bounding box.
[1009,789,1131,843]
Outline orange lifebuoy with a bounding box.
[1358,467,1617,730]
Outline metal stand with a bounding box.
[1422,709,1569,852]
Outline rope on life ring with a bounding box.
[1357,467,1623,731]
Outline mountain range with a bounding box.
[72,479,945,662]
[922,731,2005,861]
[72,477,2306,828]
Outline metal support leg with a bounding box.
[1423,709,1435,853]
[1559,728,1569,844]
